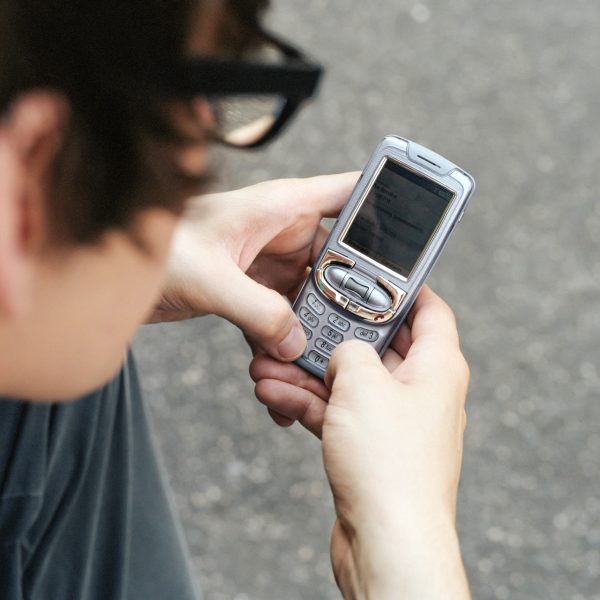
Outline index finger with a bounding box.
[393,286,468,385]
[262,172,359,219]
[406,286,461,348]
[307,171,361,219]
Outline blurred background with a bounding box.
[134,0,600,598]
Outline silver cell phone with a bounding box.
[292,135,475,378]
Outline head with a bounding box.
[0,0,268,400]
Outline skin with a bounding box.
[0,92,182,399]
[0,19,470,598]
[155,178,472,598]
[151,174,358,356]
[0,92,357,398]
[251,288,471,598]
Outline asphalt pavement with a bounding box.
[134,1,600,598]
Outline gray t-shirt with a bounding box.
[0,353,201,600]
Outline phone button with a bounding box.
[367,288,392,310]
[299,307,319,328]
[321,326,344,344]
[355,327,379,342]
[344,277,370,299]
[328,313,350,332]
[324,266,348,288]
[307,293,326,315]
[315,337,336,355]
[302,325,313,340]
[307,350,329,369]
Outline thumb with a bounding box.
[211,262,307,361]
[325,340,385,391]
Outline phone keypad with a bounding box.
[297,296,384,375]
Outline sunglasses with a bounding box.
[158,30,324,149]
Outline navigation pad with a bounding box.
[324,266,392,312]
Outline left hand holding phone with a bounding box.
[149,173,358,363]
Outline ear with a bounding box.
[0,91,67,316]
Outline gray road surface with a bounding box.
[134,1,600,598]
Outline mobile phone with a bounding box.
[292,135,475,378]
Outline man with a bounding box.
[0,1,470,598]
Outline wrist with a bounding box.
[349,510,470,600]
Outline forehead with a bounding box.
[186,0,224,55]
[185,0,264,58]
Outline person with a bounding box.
[0,0,470,598]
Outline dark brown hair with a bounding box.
[0,0,267,245]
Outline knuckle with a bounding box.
[455,352,471,388]
[427,288,459,328]
[262,296,293,342]
[427,285,451,312]
[248,357,262,382]
[435,291,456,319]
[254,379,280,408]
[253,380,269,405]
[439,302,459,335]
[441,346,469,385]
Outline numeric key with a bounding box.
[299,306,319,328]
[321,326,343,344]
[354,327,379,342]
[328,313,350,332]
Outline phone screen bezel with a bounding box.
[338,157,457,282]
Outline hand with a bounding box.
[148,173,359,362]
[251,288,471,598]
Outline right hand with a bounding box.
[251,287,471,598]
[323,287,471,599]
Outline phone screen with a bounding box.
[341,159,455,278]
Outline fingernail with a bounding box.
[277,323,306,360]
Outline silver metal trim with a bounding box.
[314,249,353,308]
[386,135,409,152]
[314,248,406,324]
[376,275,406,311]
[337,156,457,282]
[449,169,474,190]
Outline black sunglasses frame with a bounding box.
[158,31,324,148]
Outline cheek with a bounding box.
[73,215,179,393]
[9,212,180,402]
[115,214,179,326]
